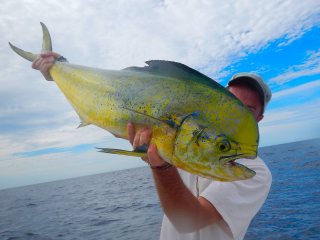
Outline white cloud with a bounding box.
[260,118,320,147]
[0,123,113,160]
[272,80,320,100]
[1,0,320,188]
[269,50,320,84]
[260,99,320,146]
[0,144,145,189]
[263,101,320,126]
[2,1,320,68]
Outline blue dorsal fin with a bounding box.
[123,60,225,91]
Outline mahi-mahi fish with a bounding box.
[9,23,259,181]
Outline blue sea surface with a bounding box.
[0,138,319,240]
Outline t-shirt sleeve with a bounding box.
[200,158,272,239]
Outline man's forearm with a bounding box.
[126,125,222,232]
[152,166,220,233]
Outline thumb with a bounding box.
[147,144,166,167]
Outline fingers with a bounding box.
[126,124,166,167]
[127,122,135,145]
[31,57,41,69]
[139,128,152,147]
[132,127,152,149]
[127,123,152,148]
[147,143,166,167]
[32,55,55,70]
[147,143,158,158]
[41,64,54,80]
[39,57,55,71]
[40,51,60,58]
[31,51,60,81]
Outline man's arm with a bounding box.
[149,144,222,233]
[127,123,222,233]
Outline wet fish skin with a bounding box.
[9,23,259,181]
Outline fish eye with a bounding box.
[217,139,231,152]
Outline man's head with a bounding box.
[227,73,272,123]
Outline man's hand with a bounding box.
[32,51,60,81]
[126,122,222,233]
[127,122,166,167]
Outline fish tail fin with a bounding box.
[8,42,37,62]
[9,22,52,62]
[40,22,52,52]
[97,148,147,157]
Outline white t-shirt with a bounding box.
[160,156,272,240]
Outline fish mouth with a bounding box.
[217,153,257,181]
[219,152,257,165]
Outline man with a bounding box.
[33,53,272,240]
[128,72,272,240]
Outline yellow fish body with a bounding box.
[9,23,259,181]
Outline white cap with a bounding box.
[227,72,272,113]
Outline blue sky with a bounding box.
[0,0,319,189]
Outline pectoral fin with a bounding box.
[97,144,148,157]
[77,121,90,128]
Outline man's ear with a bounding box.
[256,114,264,122]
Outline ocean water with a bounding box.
[0,138,319,240]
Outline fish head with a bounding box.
[173,116,257,181]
